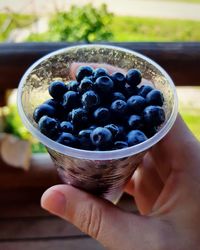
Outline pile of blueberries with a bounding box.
[33,66,165,151]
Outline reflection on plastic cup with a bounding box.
[17,45,178,204]
[48,147,145,203]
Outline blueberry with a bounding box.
[114,141,128,149]
[111,72,126,91]
[33,104,56,123]
[60,121,74,133]
[104,124,120,138]
[143,126,158,138]
[124,86,139,98]
[67,80,80,92]
[93,107,110,125]
[116,125,126,140]
[81,90,100,109]
[111,92,126,102]
[57,132,78,147]
[76,66,93,82]
[143,105,165,127]
[48,81,67,100]
[78,129,94,150]
[127,95,146,114]
[90,127,113,148]
[94,76,114,93]
[62,91,79,110]
[126,69,142,87]
[93,68,108,79]
[86,75,95,83]
[78,77,94,93]
[71,108,88,127]
[110,100,127,117]
[138,85,154,98]
[89,125,97,130]
[38,115,60,139]
[146,89,164,106]
[43,99,60,109]
[127,130,147,146]
[128,115,143,130]
[67,111,72,121]
[43,99,65,120]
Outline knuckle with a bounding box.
[78,203,103,239]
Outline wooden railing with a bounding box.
[0,42,200,93]
[0,41,200,192]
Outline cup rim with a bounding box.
[17,44,178,160]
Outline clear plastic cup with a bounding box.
[17,45,178,204]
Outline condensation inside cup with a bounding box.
[20,46,175,203]
[22,46,173,124]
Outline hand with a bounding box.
[41,115,200,250]
[41,63,200,249]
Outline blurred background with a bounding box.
[0,0,200,156]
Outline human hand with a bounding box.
[41,64,200,249]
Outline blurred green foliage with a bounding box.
[27,4,113,43]
[111,16,200,41]
[180,112,200,140]
[172,0,200,3]
[0,13,35,41]
[4,105,30,140]
[27,14,200,43]
[0,4,200,43]
[4,105,46,153]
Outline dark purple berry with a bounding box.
[78,77,94,93]
[143,126,158,138]
[128,115,143,130]
[81,90,100,109]
[38,115,60,140]
[57,132,78,147]
[111,72,126,91]
[43,99,60,109]
[126,69,142,87]
[33,104,56,123]
[110,100,127,117]
[94,76,114,93]
[138,85,154,98]
[60,121,74,133]
[43,99,65,120]
[127,95,146,114]
[114,141,128,149]
[48,81,67,100]
[127,130,147,146]
[146,89,164,106]
[111,92,126,102]
[67,80,80,92]
[143,105,165,127]
[71,108,88,127]
[93,107,110,125]
[90,127,113,148]
[89,125,97,130]
[76,66,93,82]
[104,124,120,138]
[78,129,94,150]
[93,68,108,79]
[62,91,79,110]
[125,86,139,98]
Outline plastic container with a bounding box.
[17,45,178,204]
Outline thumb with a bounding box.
[41,185,164,250]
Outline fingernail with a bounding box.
[41,190,66,216]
